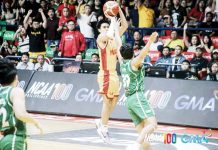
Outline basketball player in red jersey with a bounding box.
[95,7,128,144]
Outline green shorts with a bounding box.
[0,134,27,150]
[126,91,155,126]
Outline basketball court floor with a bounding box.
[27,114,218,150]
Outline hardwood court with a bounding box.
[27,114,218,150]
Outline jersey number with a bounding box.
[0,107,7,127]
[122,74,130,88]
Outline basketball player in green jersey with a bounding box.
[113,20,158,150]
[0,59,43,150]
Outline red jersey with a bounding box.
[98,39,117,71]
[59,31,86,57]
[57,4,76,17]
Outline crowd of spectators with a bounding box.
[0,0,217,81]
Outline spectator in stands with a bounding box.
[34,54,50,71]
[93,0,103,17]
[128,0,139,27]
[200,35,214,53]
[23,9,47,59]
[183,23,201,52]
[162,15,173,36]
[158,0,172,21]
[205,62,218,81]
[57,7,76,33]
[40,0,49,15]
[178,60,198,80]
[136,0,155,32]
[59,20,86,58]
[156,0,172,30]
[170,0,187,28]
[13,26,29,55]
[57,0,76,17]
[1,1,18,25]
[167,45,186,77]
[164,30,185,50]
[132,30,145,56]
[170,60,198,80]
[0,41,12,57]
[203,0,216,22]
[50,0,60,10]
[208,49,218,70]
[16,52,34,70]
[11,45,18,56]
[188,0,205,27]
[149,35,163,51]
[190,47,208,76]
[181,0,191,13]
[91,53,99,62]
[198,12,217,36]
[75,53,83,62]
[17,0,27,24]
[47,8,60,47]
[155,46,172,69]
[63,61,81,73]
[77,3,97,48]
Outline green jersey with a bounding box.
[0,86,26,136]
[120,60,145,96]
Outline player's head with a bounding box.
[120,44,134,60]
[0,58,18,86]
[97,19,110,33]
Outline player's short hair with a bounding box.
[97,19,110,29]
[120,44,134,60]
[0,58,17,85]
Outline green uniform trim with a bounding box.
[120,60,155,126]
[0,86,27,150]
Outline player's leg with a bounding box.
[137,117,157,150]
[101,95,113,125]
[135,92,157,145]
[126,92,157,150]
[95,95,112,144]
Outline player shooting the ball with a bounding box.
[95,1,128,144]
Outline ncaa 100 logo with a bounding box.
[26,82,73,100]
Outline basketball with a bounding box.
[103,1,119,17]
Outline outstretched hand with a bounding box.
[35,122,44,135]
[149,32,158,43]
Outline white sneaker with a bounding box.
[95,119,111,144]
[125,143,141,150]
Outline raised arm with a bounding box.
[13,26,22,40]
[76,0,83,18]
[118,7,128,36]
[183,23,189,47]
[132,32,158,69]
[39,8,47,29]
[23,10,32,29]
[114,19,123,63]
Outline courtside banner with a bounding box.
[17,70,35,90]
[24,72,218,129]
